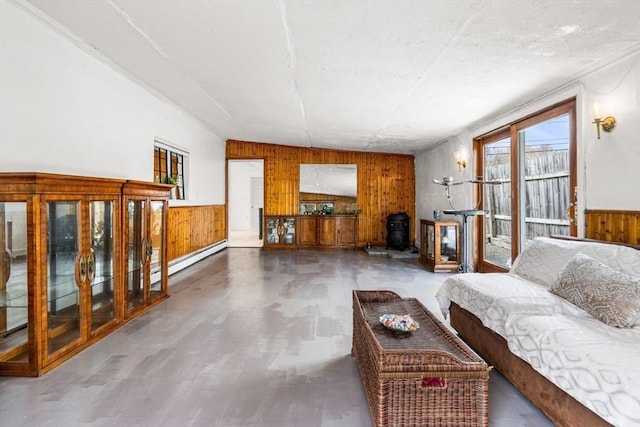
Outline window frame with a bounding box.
[153,139,188,200]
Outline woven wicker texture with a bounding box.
[352,290,490,427]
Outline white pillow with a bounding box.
[511,237,640,288]
[549,252,640,328]
[510,238,579,287]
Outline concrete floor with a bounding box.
[0,248,553,427]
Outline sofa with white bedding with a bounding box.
[436,236,640,427]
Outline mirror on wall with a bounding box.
[299,164,358,214]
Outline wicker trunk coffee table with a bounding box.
[352,290,490,427]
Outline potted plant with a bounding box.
[157,175,178,198]
[164,175,178,185]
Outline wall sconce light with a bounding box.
[454,150,467,172]
[593,115,616,139]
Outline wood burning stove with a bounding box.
[386,212,410,250]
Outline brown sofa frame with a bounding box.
[450,303,612,427]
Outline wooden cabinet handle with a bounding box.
[87,251,95,283]
[146,243,153,263]
[78,254,87,285]
[140,239,152,265]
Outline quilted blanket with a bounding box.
[436,272,640,426]
[505,313,640,426]
[435,272,588,338]
[435,237,640,426]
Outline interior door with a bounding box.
[250,177,264,233]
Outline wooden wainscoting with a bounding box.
[226,140,415,247]
[584,210,640,245]
[168,205,226,261]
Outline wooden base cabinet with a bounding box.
[297,215,318,246]
[0,173,170,377]
[419,219,460,273]
[297,215,358,249]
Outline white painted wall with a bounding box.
[0,0,225,206]
[582,54,640,210]
[415,50,640,240]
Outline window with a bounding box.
[154,140,187,200]
[475,99,576,271]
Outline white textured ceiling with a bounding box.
[24,0,640,154]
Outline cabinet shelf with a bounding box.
[0,290,27,308]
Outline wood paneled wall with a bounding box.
[227,140,416,247]
[584,210,640,245]
[168,205,226,261]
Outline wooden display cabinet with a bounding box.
[0,173,170,377]
[264,216,297,248]
[122,181,170,318]
[267,215,358,249]
[420,219,460,273]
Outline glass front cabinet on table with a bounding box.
[0,173,170,376]
[419,219,460,273]
[264,216,297,248]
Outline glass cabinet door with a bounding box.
[89,201,116,332]
[266,218,280,244]
[126,200,146,312]
[46,201,81,355]
[427,224,435,259]
[440,225,458,262]
[420,220,460,273]
[149,200,164,300]
[265,217,297,246]
[0,202,29,363]
[282,217,296,245]
[126,198,166,313]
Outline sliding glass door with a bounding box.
[477,99,576,271]
[481,134,512,268]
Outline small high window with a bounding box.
[154,139,187,200]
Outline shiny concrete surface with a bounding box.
[0,249,554,426]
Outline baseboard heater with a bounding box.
[166,241,228,280]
